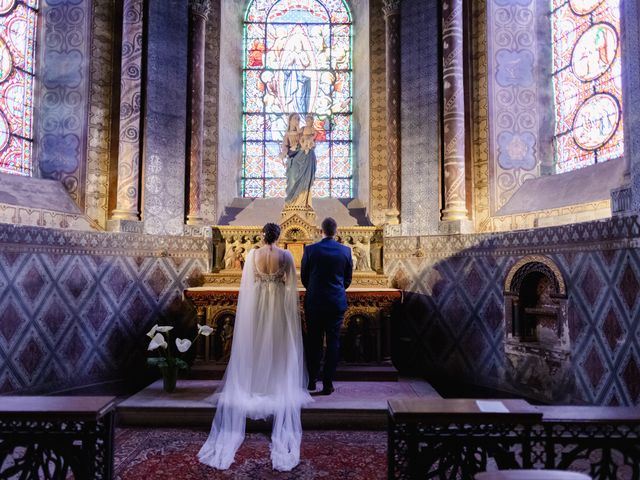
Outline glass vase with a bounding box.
[161,366,178,393]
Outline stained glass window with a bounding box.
[242,0,353,198]
[0,0,37,176]
[551,0,623,173]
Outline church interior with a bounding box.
[0,0,639,477]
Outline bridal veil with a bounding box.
[198,249,312,471]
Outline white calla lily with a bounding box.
[156,326,174,333]
[148,332,168,351]
[198,324,214,336]
[146,324,158,338]
[175,338,192,353]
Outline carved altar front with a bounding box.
[184,287,402,365]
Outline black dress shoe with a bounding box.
[307,380,317,391]
[320,385,335,395]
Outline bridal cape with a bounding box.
[198,249,313,471]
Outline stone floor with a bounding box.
[117,377,439,429]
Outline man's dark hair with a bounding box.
[321,217,337,237]
[262,223,281,244]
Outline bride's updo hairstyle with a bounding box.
[262,223,281,245]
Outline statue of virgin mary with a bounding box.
[280,113,316,208]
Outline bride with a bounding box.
[198,223,312,471]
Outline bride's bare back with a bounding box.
[254,245,289,275]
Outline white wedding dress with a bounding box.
[198,248,312,471]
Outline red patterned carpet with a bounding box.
[114,428,387,479]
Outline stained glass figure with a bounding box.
[552,0,622,173]
[0,0,37,176]
[242,0,352,198]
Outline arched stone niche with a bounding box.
[504,256,568,348]
[503,255,574,401]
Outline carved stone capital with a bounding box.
[382,0,400,16]
[190,0,210,20]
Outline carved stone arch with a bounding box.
[504,255,566,297]
[503,255,574,402]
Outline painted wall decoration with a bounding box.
[37,0,91,206]
[0,0,37,176]
[552,0,623,173]
[385,214,640,406]
[241,0,353,199]
[0,224,208,395]
[487,0,541,212]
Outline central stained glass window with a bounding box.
[242,0,352,198]
[0,0,38,176]
[551,0,623,173]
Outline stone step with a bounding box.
[187,362,399,382]
[116,378,439,429]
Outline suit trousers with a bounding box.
[305,308,345,387]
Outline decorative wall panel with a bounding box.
[142,0,189,235]
[0,224,208,395]
[399,0,440,235]
[486,0,542,212]
[386,215,640,405]
[37,0,91,207]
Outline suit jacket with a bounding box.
[301,237,353,313]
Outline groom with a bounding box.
[301,217,353,395]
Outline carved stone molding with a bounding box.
[382,0,400,16]
[190,0,211,19]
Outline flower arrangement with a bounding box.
[146,323,214,392]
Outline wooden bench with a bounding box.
[0,396,116,479]
[388,398,640,480]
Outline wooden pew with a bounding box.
[0,396,116,479]
[388,398,640,480]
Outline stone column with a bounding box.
[441,0,468,223]
[383,0,401,225]
[187,0,210,225]
[110,0,143,227]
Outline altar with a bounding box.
[185,198,400,367]
[184,286,402,366]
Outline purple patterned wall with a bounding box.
[386,215,640,406]
[0,225,208,394]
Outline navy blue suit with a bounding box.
[301,237,353,388]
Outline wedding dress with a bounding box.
[198,248,312,471]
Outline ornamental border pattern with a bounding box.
[85,0,114,229]
[384,215,640,259]
[201,2,220,224]
[471,0,490,231]
[368,0,388,226]
[0,225,209,258]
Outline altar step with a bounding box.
[116,377,438,429]
[188,363,399,382]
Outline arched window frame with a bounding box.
[241,0,353,199]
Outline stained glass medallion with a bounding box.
[0,0,14,15]
[552,0,623,173]
[572,93,619,150]
[571,23,617,82]
[569,0,604,15]
[242,0,353,198]
[0,0,37,176]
